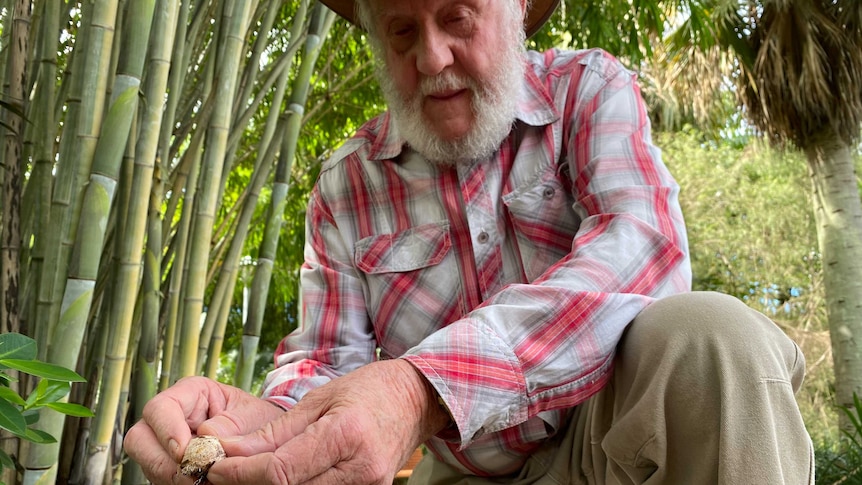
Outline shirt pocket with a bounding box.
[503,178,580,281]
[355,221,451,273]
[354,221,459,356]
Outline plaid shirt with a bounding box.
[262,48,691,476]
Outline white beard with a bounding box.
[376,24,526,165]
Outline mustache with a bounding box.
[419,72,474,97]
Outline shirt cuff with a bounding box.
[402,318,528,449]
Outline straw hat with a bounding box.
[318,0,560,38]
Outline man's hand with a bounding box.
[207,359,451,484]
[123,376,285,484]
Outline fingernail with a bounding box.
[169,439,179,456]
[220,435,242,443]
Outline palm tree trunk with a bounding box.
[805,136,862,433]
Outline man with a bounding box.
[124,0,814,483]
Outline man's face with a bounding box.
[366,0,526,164]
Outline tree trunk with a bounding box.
[805,136,862,433]
[2,0,30,336]
[1,2,29,484]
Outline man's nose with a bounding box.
[415,29,454,76]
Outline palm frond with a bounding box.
[739,0,862,148]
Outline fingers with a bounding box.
[126,377,279,484]
[209,426,393,485]
[217,398,318,457]
[207,417,349,484]
[123,419,185,485]
[198,399,286,442]
[139,377,218,458]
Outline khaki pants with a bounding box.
[408,292,814,484]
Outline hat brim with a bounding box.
[319,0,559,38]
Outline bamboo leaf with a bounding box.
[0,398,27,435]
[0,333,37,360]
[45,402,95,418]
[0,360,86,382]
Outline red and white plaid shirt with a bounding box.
[263,48,691,476]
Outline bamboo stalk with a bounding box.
[85,0,180,480]
[176,0,253,378]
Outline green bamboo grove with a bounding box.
[1,0,862,483]
[0,1,349,483]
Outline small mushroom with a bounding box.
[179,435,226,485]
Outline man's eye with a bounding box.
[389,23,414,37]
[447,15,473,33]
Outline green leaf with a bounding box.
[22,409,39,425]
[46,402,94,418]
[21,427,56,444]
[0,449,14,471]
[0,398,27,435]
[0,386,25,406]
[27,380,71,408]
[0,334,36,361]
[0,360,85,382]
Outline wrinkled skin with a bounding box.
[124,360,449,484]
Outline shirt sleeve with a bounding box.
[401,50,692,447]
[260,186,377,408]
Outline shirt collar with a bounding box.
[367,60,560,162]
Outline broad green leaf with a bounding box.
[21,427,56,444]
[0,398,27,435]
[0,386,25,406]
[0,333,36,361]
[0,359,86,382]
[46,402,95,417]
[27,380,71,408]
[23,409,39,425]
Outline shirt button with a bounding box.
[477,232,489,244]
[542,186,556,199]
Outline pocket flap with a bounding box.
[355,222,451,274]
